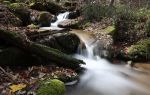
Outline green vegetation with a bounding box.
[128,39,150,61]
[37,79,66,95]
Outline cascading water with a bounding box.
[67,31,150,95]
[40,12,70,30]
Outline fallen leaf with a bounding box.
[9,83,26,93]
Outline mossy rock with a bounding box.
[128,39,150,61]
[8,3,30,26]
[29,2,46,11]
[37,79,66,95]
[38,11,53,26]
[9,3,28,9]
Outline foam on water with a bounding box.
[40,12,69,30]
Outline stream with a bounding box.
[40,12,150,95]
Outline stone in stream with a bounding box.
[58,19,80,29]
[37,11,53,27]
[36,32,80,54]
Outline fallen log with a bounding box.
[0,29,85,69]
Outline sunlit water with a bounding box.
[67,31,150,95]
[40,12,69,30]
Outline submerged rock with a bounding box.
[37,79,66,95]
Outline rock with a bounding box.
[46,1,65,14]
[37,33,80,54]
[37,79,66,95]
[62,1,77,11]
[58,19,80,29]
[29,1,65,15]
[54,33,80,54]
[29,2,46,11]
[68,10,80,19]
[37,11,53,27]
[0,4,22,26]
[8,3,30,26]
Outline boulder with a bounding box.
[29,1,65,15]
[0,4,22,26]
[58,19,80,29]
[68,10,80,19]
[37,79,66,95]
[62,1,77,11]
[46,1,65,14]
[29,2,46,11]
[8,3,30,26]
[37,32,80,54]
[37,11,53,27]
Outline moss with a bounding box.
[37,79,66,95]
[103,26,115,33]
[128,39,150,61]
[27,24,39,29]
[9,3,28,9]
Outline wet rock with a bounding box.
[8,3,30,26]
[0,4,22,26]
[37,33,80,54]
[58,19,80,29]
[68,10,80,19]
[37,79,66,95]
[37,11,53,27]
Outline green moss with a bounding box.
[128,39,150,61]
[37,79,66,95]
[27,24,39,29]
[9,3,28,9]
[103,26,115,33]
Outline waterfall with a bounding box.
[67,31,150,95]
[40,12,70,30]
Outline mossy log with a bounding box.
[0,29,85,69]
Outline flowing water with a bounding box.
[39,12,150,95]
[40,12,70,30]
[67,30,150,95]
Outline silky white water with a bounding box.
[40,12,69,30]
[67,31,150,95]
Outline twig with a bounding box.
[0,66,16,83]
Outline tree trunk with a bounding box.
[0,29,85,69]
